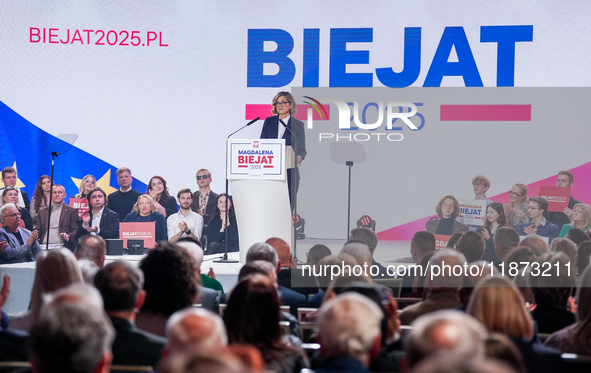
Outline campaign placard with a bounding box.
[69,198,89,215]
[227,139,285,179]
[457,198,487,226]
[119,222,155,248]
[539,186,571,212]
[434,234,451,250]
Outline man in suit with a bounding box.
[260,91,307,210]
[546,170,581,230]
[93,260,166,367]
[190,168,218,226]
[35,184,79,251]
[77,187,120,240]
[0,203,41,264]
[1,166,30,211]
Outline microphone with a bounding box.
[227,117,260,139]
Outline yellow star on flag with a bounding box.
[0,161,26,188]
[71,169,118,196]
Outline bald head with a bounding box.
[265,237,291,268]
[165,308,227,355]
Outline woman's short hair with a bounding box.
[132,194,157,213]
[1,186,17,205]
[271,91,297,115]
[435,195,461,219]
[549,238,577,263]
[78,174,96,194]
[569,203,591,231]
[467,276,534,340]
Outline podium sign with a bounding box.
[228,139,285,179]
[119,222,156,248]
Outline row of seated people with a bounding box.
[2,225,591,372]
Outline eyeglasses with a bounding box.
[138,202,150,206]
[274,101,290,107]
[196,175,210,180]
[5,213,21,219]
[508,191,523,197]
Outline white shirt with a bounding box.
[83,208,104,235]
[167,209,204,240]
[277,115,290,139]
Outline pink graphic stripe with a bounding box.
[440,105,531,121]
[245,105,330,121]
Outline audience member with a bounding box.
[224,274,309,373]
[547,170,580,230]
[190,168,219,225]
[307,243,332,271]
[30,175,52,225]
[93,260,166,366]
[446,232,463,248]
[314,292,382,373]
[0,275,29,361]
[165,307,227,355]
[404,252,435,300]
[340,240,372,277]
[36,184,79,250]
[529,252,576,334]
[178,237,224,294]
[503,246,538,279]
[558,203,591,238]
[518,197,559,244]
[1,166,29,210]
[472,175,493,207]
[10,248,83,332]
[75,234,107,268]
[426,195,468,235]
[401,231,436,296]
[107,167,142,222]
[399,249,466,325]
[0,203,41,264]
[577,241,591,275]
[411,356,519,373]
[2,187,33,230]
[306,254,352,308]
[136,243,199,336]
[485,333,527,373]
[205,193,239,254]
[168,188,204,243]
[458,261,495,311]
[456,231,485,263]
[350,227,388,277]
[147,175,178,218]
[565,227,590,246]
[467,276,564,373]
[75,174,96,199]
[29,283,114,373]
[268,237,317,296]
[77,187,120,240]
[481,202,509,261]
[504,183,530,232]
[176,240,220,313]
[493,227,520,265]
[123,194,168,244]
[405,310,488,370]
[158,348,248,373]
[545,264,591,355]
[549,237,577,263]
[520,235,548,255]
[78,258,100,284]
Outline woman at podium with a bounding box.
[123,194,167,243]
[205,194,238,254]
[260,91,306,210]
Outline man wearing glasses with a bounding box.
[191,168,218,225]
[108,167,143,222]
[518,197,559,244]
[0,203,40,264]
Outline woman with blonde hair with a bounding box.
[123,194,168,244]
[558,203,591,238]
[504,183,530,232]
[75,174,96,199]
[9,248,83,332]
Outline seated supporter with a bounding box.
[518,197,559,244]
[76,187,120,240]
[0,203,41,264]
[426,195,469,235]
[529,252,576,335]
[268,237,318,297]
[178,236,225,294]
[457,261,496,311]
[349,228,389,278]
[2,187,33,230]
[136,243,199,337]
[467,276,564,373]
[93,260,166,367]
[158,348,248,373]
[577,241,591,275]
[306,254,356,308]
[123,194,167,244]
[30,175,52,226]
[165,308,227,356]
[167,188,204,243]
[147,175,178,218]
[549,237,577,263]
[205,194,239,254]
[485,333,528,373]
[0,275,29,362]
[223,274,309,373]
[75,234,107,269]
[545,264,591,355]
[481,202,510,262]
[35,185,79,251]
[401,231,436,297]
[565,227,590,246]
[176,240,220,313]
[504,183,531,232]
[493,227,520,266]
[520,234,548,255]
[558,203,591,238]
[74,174,96,199]
[456,231,485,263]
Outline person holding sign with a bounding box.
[123,195,167,243]
[518,197,559,244]
[1,187,33,230]
[503,183,530,232]
[426,195,468,235]
[481,202,509,262]
[547,171,581,231]
[74,174,96,199]
[558,203,591,238]
[205,194,238,254]
[260,91,306,210]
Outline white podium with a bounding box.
[227,139,293,263]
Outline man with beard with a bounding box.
[168,188,204,243]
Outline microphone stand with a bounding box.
[214,117,260,263]
[45,151,58,250]
[279,118,305,265]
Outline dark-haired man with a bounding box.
[519,197,559,244]
[168,188,203,243]
[547,170,581,230]
[1,167,29,210]
[77,187,120,240]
